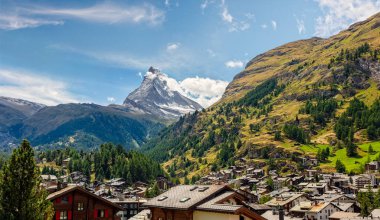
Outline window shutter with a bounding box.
[68,210,72,220]
[94,209,98,218]
[68,195,73,203]
[105,209,109,217]
[55,211,60,220]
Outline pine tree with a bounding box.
[0,140,53,219]
[335,159,346,173]
[368,144,374,154]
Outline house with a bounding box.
[143,185,266,220]
[47,185,123,220]
[265,192,309,212]
[41,174,58,193]
[352,174,373,188]
[108,197,147,220]
[328,212,360,220]
[290,201,340,220]
[156,175,171,190]
[273,177,290,190]
[365,161,379,173]
[254,169,264,177]
[303,182,328,195]
[62,158,71,168]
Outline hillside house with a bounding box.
[47,185,122,220]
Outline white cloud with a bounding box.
[138,72,143,79]
[166,43,180,51]
[145,70,228,107]
[225,60,244,68]
[0,15,63,30]
[271,20,277,30]
[0,2,165,30]
[165,0,170,6]
[0,68,78,105]
[219,0,250,32]
[221,6,233,23]
[296,19,306,34]
[315,0,380,37]
[178,77,229,107]
[261,24,268,29]
[107,97,116,103]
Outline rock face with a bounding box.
[123,67,202,120]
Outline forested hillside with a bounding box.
[38,143,165,184]
[143,13,380,181]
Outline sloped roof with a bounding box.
[47,185,122,210]
[143,185,228,210]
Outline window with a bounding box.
[62,196,68,204]
[77,202,84,211]
[240,216,245,220]
[98,210,105,217]
[60,211,68,220]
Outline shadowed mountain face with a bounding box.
[123,67,203,120]
[0,101,164,151]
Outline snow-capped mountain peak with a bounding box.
[123,67,202,119]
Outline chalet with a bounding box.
[108,197,147,220]
[143,185,266,220]
[365,161,379,173]
[156,175,171,190]
[290,201,340,220]
[41,174,58,193]
[47,185,123,220]
[303,182,328,195]
[265,192,309,212]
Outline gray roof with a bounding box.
[143,185,228,210]
[328,211,360,219]
[196,191,241,213]
[331,202,354,211]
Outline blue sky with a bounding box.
[0,0,379,106]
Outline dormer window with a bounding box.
[180,197,190,203]
[158,196,168,201]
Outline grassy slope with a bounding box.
[154,13,380,179]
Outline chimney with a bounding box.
[279,206,284,220]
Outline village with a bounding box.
[40,156,380,220]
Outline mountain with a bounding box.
[122,67,203,120]
[0,67,202,151]
[15,103,164,150]
[0,100,164,151]
[0,97,46,150]
[143,13,380,180]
